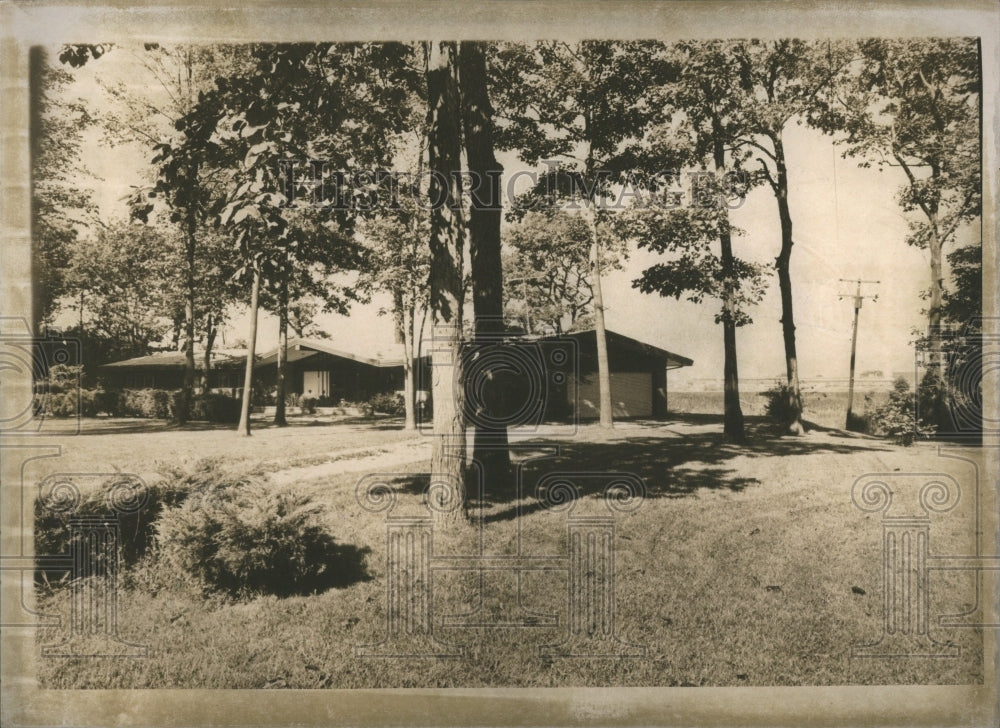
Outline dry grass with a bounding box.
[33,416,987,688]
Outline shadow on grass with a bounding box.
[66,414,411,436]
[344,412,895,524]
[194,538,373,600]
[304,542,373,593]
[482,413,892,522]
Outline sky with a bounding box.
[49,42,977,388]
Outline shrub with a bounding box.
[34,472,192,578]
[844,392,880,434]
[42,391,78,418]
[846,410,873,434]
[188,393,241,423]
[301,396,318,414]
[916,368,953,432]
[38,386,122,419]
[761,381,804,427]
[871,377,935,446]
[43,363,83,394]
[367,391,406,416]
[94,388,122,416]
[155,475,355,597]
[116,388,175,419]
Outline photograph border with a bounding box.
[2,1,998,725]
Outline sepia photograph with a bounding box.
[1,1,997,726]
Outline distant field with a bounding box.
[668,389,891,430]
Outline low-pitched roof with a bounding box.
[534,329,694,369]
[256,338,404,368]
[101,331,693,371]
[100,350,246,369]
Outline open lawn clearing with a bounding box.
[33,417,988,687]
[20,414,422,483]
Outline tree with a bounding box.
[103,45,249,408]
[717,39,852,434]
[31,48,96,331]
[80,43,242,423]
[628,40,769,442]
[492,41,657,428]
[63,220,176,362]
[942,242,982,327]
[460,41,512,488]
[55,43,247,416]
[818,38,981,438]
[260,214,362,426]
[630,203,767,439]
[503,210,624,334]
[358,185,431,431]
[821,38,981,340]
[287,299,331,339]
[425,41,468,522]
[161,43,416,435]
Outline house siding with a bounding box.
[572,371,654,418]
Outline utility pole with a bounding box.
[839,278,880,429]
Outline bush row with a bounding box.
[34,473,191,576]
[38,389,240,423]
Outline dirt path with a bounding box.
[269,436,431,484]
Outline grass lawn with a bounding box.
[28,412,424,477]
[31,412,988,688]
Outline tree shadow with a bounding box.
[303,542,373,593]
[348,413,895,525]
[223,538,373,599]
[66,418,235,436]
[473,416,894,522]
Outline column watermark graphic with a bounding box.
[354,465,647,660]
[851,459,999,659]
[34,474,150,657]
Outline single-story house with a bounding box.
[98,350,246,392]
[253,339,423,404]
[534,329,692,419]
[98,330,693,419]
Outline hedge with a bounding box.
[39,388,240,423]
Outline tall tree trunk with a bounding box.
[426,41,467,524]
[393,289,416,431]
[274,287,288,427]
[460,41,511,490]
[927,223,944,337]
[178,48,197,425]
[203,313,215,391]
[237,268,261,436]
[721,308,744,440]
[402,302,417,431]
[178,216,196,425]
[713,134,746,443]
[584,206,613,429]
[773,135,805,434]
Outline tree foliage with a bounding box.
[818,38,981,331]
[63,221,177,360]
[503,210,623,334]
[31,50,97,328]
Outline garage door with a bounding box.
[573,371,652,418]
